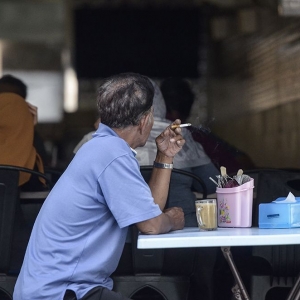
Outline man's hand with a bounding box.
[164,207,185,231]
[155,119,185,158]
[27,102,38,125]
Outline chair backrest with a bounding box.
[0,164,52,188]
[0,169,19,273]
[140,165,208,199]
[44,167,63,186]
[246,168,300,227]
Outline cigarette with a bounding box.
[171,123,192,129]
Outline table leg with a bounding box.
[221,247,250,300]
[286,273,300,300]
[231,283,243,300]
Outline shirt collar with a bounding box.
[131,148,137,156]
[95,124,138,156]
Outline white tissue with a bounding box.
[272,192,297,203]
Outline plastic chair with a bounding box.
[245,168,300,227]
[0,165,52,191]
[245,169,300,300]
[0,168,20,299]
[112,225,192,300]
[112,166,208,300]
[0,165,52,226]
[0,164,53,297]
[250,245,300,300]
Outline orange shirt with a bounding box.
[0,92,45,185]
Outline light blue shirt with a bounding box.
[14,124,161,300]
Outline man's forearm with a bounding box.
[137,213,173,235]
[149,152,173,210]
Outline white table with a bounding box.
[138,227,300,249]
[138,227,300,300]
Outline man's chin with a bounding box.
[137,141,146,148]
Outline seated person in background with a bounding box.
[135,79,219,300]
[0,74,47,191]
[14,72,185,300]
[161,78,255,300]
[136,79,219,227]
[160,77,255,174]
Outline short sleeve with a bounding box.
[98,154,161,228]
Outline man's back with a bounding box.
[14,124,161,300]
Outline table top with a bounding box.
[137,227,300,249]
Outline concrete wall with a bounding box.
[209,8,300,169]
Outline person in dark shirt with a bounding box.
[160,77,255,174]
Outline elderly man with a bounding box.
[14,73,185,300]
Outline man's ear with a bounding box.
[138,113,150,134]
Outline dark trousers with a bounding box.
[64,286,132,300]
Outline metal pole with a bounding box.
[221,247,250,300]
[286,273,300,300]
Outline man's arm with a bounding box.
[148,120,185,210]
[147,152,173,211]
[136,207,184,235]
[137,119,186,235]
